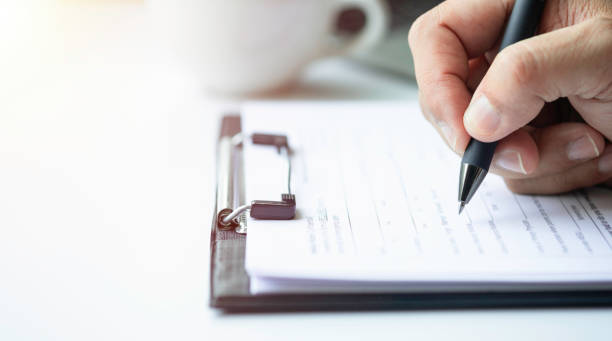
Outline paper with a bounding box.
[242,101,612,294]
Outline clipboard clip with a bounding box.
[216,131,296,232]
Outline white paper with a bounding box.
[242,101,612,294]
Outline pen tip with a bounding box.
[458,202,465,215]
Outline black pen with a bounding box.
[458,0,546,214]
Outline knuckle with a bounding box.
[408,5,442,48]
[416,71,454,99]
[424,72,449,89]
[547,173,574,193]
[503,178,529,194]
[593,83,612,101]
[587,16,612,37]
[585,17,612,100]
[408,14,427,48]
[495,44,539,89]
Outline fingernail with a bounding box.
[598,151,612,173]
[464,95,501,136]
[435,120,456,151]
[567,135,600,161]
[495,151,527,174]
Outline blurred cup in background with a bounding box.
[148,0,389,96]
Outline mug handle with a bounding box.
[322,0,390,57]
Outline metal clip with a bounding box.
[216,132,296,232]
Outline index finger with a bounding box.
[408,0,513,151]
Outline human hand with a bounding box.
[408,0,612,193]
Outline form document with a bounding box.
[241,102,612,294]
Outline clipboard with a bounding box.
[210,114,612,312]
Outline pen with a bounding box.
[458,0,546,214]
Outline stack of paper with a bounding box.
[242,102,612,294]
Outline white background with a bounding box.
[1,3,611,340]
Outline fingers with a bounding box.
[570,94,612,141]
[490,122,606,179]
[504,145,612,194]
[489,122,611,194]
[464,17,612,142]
[530,122,605,175]
[490,127,539,177]
[409,0,513,152]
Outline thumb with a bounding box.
[463,17,612,143]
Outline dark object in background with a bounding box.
[386,0,444,28]
[336,8,367,34]
[337,0,442,33]
[337,0,444,77]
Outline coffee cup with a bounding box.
[148,0,390,95]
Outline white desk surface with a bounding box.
[1,4,611,340]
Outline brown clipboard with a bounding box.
[209,115,612,312]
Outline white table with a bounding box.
[1,4,610,340]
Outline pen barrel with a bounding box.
[462,140,497,171]
[500,0,546,50]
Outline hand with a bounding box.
[408,0,612,194]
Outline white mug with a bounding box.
[148,0,390,95]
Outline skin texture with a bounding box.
[408,0,612,194]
